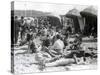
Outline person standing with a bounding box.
[19,16,25,41]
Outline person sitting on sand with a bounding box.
[49,34,65,57]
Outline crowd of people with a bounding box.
[12,16,81,48]
[12,15,97,67]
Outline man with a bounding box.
[50,34,64,57]
[19,16,25,40]
[28,39,37,53]
[42,35,51,48]
[73,34,82,50]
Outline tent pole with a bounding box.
[72,19,74,34]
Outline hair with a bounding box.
[21,16,24,19]
[15,16,18,19]
[47,34,49,37]
[56,34,61,39]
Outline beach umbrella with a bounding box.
[66,8,81,18]
[80,6,97,17]
[80,6,97,36]
[65,8,82,33]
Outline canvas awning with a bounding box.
[80,6,97,17]
[65,8,83,33]
[80,6,97,36]
[66,8,81,18]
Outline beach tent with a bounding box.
[47,16,62,28]
[66,8,85,33]
[80,6,97,36]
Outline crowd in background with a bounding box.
[11,15,98,67]
[12,15,82,55]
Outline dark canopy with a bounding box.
[80,6,97,17]
[66,8,81,18]
[47,16,62,28]
[80,6,97,37]
[65,8,82,33]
